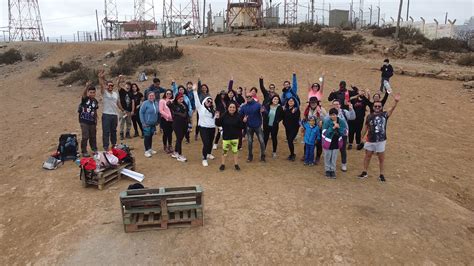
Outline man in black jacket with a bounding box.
[380,58,393,92]
[327,81,357,110]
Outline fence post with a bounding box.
[433,19,439,39]
[448,19,456,38]
[420,17,425,34]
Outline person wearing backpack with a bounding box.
[140,91,159,158]
[98,70,124,151]
[78,82,99,157]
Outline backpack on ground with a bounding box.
[42,156,62,170]
[80,157,97,171]
[57,134,79,161]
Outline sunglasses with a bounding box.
[374,105,382,108]
[108,84,114,87]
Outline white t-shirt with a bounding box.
[102,91,119,115]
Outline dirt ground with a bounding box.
[0,35,473,265]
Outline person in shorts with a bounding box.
[215,102,245,171]
[358,93,400,181]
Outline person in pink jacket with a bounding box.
[159,89,174,154]
[307,72,325,101]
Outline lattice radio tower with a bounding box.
[134,0,156,36]
[284,0,298,25]
[163,0,201,35]
[103,0,120,39]
[8,0,45,41]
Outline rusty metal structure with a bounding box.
[103,0,120,39]
[162,0,201,35]
[8,0,45,41]
[226,0,263,31]
[134,0,156,35]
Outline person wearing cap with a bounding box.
[169,92,189,162]
[192,84,216,167]
[239,92,266,162]
[358,93,401,182]
[303,96,327,163]
[321,108,347,178]
[380,58,394,92]
[327,80,358,110]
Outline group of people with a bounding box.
[77,59,399,181]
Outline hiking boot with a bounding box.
[202,160,208,167]
[357,143,364,150]
[260,155,266,162]
[348,144,353,150]
[325,171,331,178]
[358,171,368,179]
[330,171,337,179]
[120,132,124,140]
[219,164,225,171]
[379,175,386,182]
[341,164,347,172]
[235,164,241,171]
[125,132,132,139]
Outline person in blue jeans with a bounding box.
[239,92,266,162]
[301,116,321,165]
[139,92,159,158]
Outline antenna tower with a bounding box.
[8,0,45,41]
[283,0,298,25]
[134,0,156,36]
[103,0,120,39]
[163,0,201,36]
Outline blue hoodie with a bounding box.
[281,73,300,108]
[302,121,321,145]
[139,100,159,127]
[239,100,264,128]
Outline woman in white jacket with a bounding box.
[192,84,216,166]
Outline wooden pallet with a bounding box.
[120,185,203,233]
[80,156,136,190]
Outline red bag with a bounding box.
[80,157,96,171]
[112,148,128,160]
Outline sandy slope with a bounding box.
[0,39,473,265]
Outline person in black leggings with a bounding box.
[348,88,370,150]
[263,95,284,158]
[130,83,144,137]
[283,97,301,161]
[159,89,174,153]
[169,93,189,162]
[192,84,216,166]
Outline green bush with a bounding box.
[110,41,183,76]
[287,30,319,49]
[372,26,396,37]
[298,23,322,33]
[0,48,22,64]
[62,67,98,85]
[457,54,474,66]
[424,37,469,52]
[398,26,428,44]
[288,30,358,54]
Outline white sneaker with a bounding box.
[212,144,218,150]
[207,154,215,160]
[144,151,152,158]
[202,159,208,167]
[272,152,277,159]
[341,164,347,172]
[171,152,179,158]
[150,149,157,154]
[177,155,187,162]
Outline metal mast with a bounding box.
[134,0,156,36]
[8,0,45,41]
[163,0,201,36]
[103,0,119,39]
[283,0,298,25]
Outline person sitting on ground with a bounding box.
[78,82,99,157]
[358,93,401,182]
[215,102,245,171]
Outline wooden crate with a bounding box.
[120,185,203,233]
[80,156,136,190]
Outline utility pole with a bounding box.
[377,6,380,26]
[322,0,325,25]
[406,0,409,21]
[310,0,314,24]
[349,0,353,27]
[394,0,403,40]
[369,5,372,25]
[203,0,206,35]
[96,9,100,41]
[445,12,448,24]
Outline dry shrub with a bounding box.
[424,37,469,52]
[0,48,22,64]
[412,47,428,56]
[62,67,98,85]
[457,54,474,66]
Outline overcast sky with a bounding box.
[0,0,472,39]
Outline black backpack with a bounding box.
[57,134,79,161]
